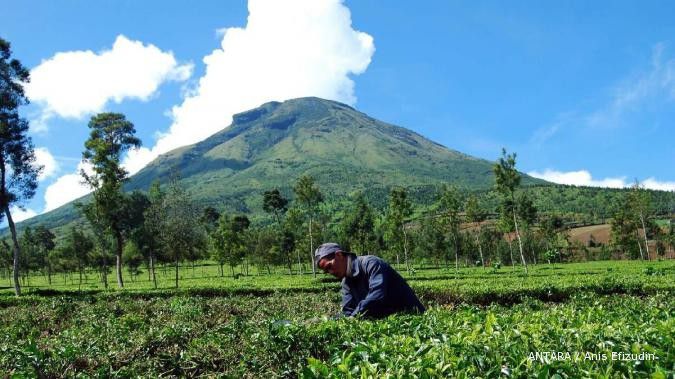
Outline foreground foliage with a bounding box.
[0,292,672,378]
[0,261,673,377]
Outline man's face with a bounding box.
[318,252,349,279]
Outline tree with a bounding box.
[438,185,462,272]
[540,214,566,263]
[19,227,38,285]
[611,194,640,259]
[142,180,165,288]
[0,38,42,295]
[465,194,487,268]
[0,239,12,287]
[493,148,528,274]
[212,214,250,277]
[66,227,94,290]
[383,187,413,273]
[160,175,204,288]
[200,206,220,234]
[33,226,56,285]
[627,181,652,260]
[293,175,324,277]
[263,189,288,226]
[262,189,298,272]
[123,241,143,281]
[516,193,537,263]
[339,192,376,254]
[415,216,447,270]
[81,112,141,288]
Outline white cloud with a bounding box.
[9,206,38,222]
[642,177,675,191]
[43,161,94,212]
[528,169,627,188]
[34,147,59,180]
[528,169,675,191]
[587,43,675,128]
[26,35,193,120]
[122,0,375,174]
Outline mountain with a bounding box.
[13,97,544,232]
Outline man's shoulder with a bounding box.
[356,255,393,270]
[356,254,385,264]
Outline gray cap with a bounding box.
[314,242,343,263]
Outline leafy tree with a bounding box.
[33,226,56,285]
[262,189,298,271]
[465,194,487,268]
[0,38,42,295]
[160,175,204,288]
[339,192,376,254]
[627,181,652,260]
[493,148,528,274]
[438,185,462,272]
[142,180,165,288]
[383,187,413,273]
[415,216,447,270]
[80,112,141,288]
[540,214,566,263]
[496,211,516,270]
[19,227,38,285]
[212,214,250,277]
[263,189,288,226]
[200,206,221,234]
[516,193,537,263]
[293,175,323,276]
[123,240,143,281]
[19,226,55,285]
[611,195,640,259]
[0,239,12,286]
[60,227,94,290]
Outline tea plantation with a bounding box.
[1,261,673,377]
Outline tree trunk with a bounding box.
[220,263,224,277]
[402,225,411,274]
[635,230,645,260]
[639,214,650,260]
[508,239,515,272]
[47,264,52,286]
[512,210,528,274]
[150,254,157,289]
[4,206,22,296]
[102,254,108,289]
[296,250,303,275]
[454,236,459,274]
[309,216,316,277]
[475,232,485,268]
[114,230,124,288]
[175,255,179,288]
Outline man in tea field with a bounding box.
[315,242,425,319]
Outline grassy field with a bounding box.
[1,260,673,377]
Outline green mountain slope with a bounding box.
[14,97,544,232]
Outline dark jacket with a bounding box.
[341,255,425,319]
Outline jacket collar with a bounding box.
[347,255,360,278]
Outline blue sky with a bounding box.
[2,0,675,222]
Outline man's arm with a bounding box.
[341,280,358,317]
[351,259,386,317]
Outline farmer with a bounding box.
[315,242,425,319]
